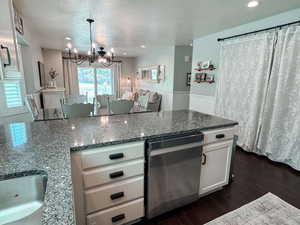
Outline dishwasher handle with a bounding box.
[150,141,203,157]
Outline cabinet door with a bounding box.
[199,140,233,195]
[0,0,21,75]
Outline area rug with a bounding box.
[205,193,300,225]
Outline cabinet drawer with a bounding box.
[83,159,144,189]
[87,198,144,225]
[202,127,236,145]
[81,142,144,169]
[85,176,144,213]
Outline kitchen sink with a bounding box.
[0,171,47,225]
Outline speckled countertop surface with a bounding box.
[0,110,237,225]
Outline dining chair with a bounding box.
[96,95,109,108]
[96,94,116,108]
[137,93,150,108]
[62,103,94,118]
[109,100,134,115]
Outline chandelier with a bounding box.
[63,18,120,67]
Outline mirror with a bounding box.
[139,65,165,83]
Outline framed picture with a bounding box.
[186,73,191,86]
[158,65,165,81]
[201,60,210,69]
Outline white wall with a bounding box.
[17,19,44,94]
[190,8,300,115]
[42,49,64,88]
[135,47,175,111]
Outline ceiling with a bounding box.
[15,0,300,56]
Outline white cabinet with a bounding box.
[199,126,236,196]
[41,88,65,109]
[0,0,22,77]
[71,142,145,225]
[199,140,233,195]
[0,0,27,117]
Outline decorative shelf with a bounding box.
[194,80,215,84]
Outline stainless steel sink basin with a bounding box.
[0,172,47,225]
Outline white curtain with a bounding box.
[257,26,300,170]
[112,62,122,98]
[215,32,276,151]
[62,59,79,95]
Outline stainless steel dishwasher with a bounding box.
[146,132,204,219]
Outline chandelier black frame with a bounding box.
[63,18,121,67]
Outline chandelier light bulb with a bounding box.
[92,43,96,49]
[247,0,259,7]
[73,48,78,54]
[110,48,115,53]
[67,43,72,49]
[107,51,111,57]
[88,50,91,56]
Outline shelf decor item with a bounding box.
[48,68,59,88]
[201,60,211,69]
[194,73,215,84]
[194,64,216,71]
[194,60,216,84]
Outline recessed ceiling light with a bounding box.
[247,0,259,8]
[65,37,72,40]
[140,45,146,48]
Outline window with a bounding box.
[78,67,95,102]
[4,82,23,108]
[96,68,113,95]
[0,80,26,116]
[77,67,113,102]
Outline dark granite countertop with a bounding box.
[0,110,237,225]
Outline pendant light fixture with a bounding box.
[63,18,120,67]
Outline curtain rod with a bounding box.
[217,19,300,42]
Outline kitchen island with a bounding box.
[0,110,238,225]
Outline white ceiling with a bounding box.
[15,0,300,56]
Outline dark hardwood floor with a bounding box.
[140,147,300,225]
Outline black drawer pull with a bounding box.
[109,153,124,160]
[1,45,11,67]
[111,214,125,223]
[216,134,225,139]
[110,192,124,200]
[110,171,124,179]
[202,153,207,165]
